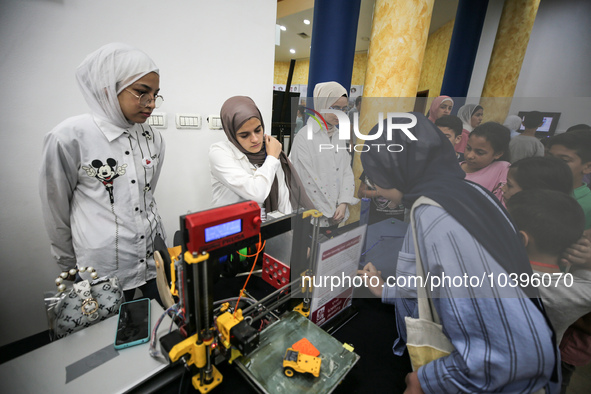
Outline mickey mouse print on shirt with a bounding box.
[82,158,127,203]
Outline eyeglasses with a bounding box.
[329,105,348,112]
[125,89,164,108]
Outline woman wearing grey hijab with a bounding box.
[209,96,313,214]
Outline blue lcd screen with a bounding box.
[205,219,242,243]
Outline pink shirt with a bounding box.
[463,161,510,201]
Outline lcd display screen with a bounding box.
[517,111,561,136]
[205,219,242,243]
[519,116,553,132]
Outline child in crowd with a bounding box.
[566,124,591,186]
[357,171,405,224]
[509,111,545,163]
[501,156,573,203]
[566,123,591,133]
[500,155,591,273]
[546,130,591,392]
[547,130,591,229]
[461,122,511,201]
[506,189,589,342]
[507,190,591,394]
[435,114,464,161]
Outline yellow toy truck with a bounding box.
[282,347,321,378]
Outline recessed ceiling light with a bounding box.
[280,25,286,31]
[361,36,370,41]
[303,19,310,25]
[289,49,296,54]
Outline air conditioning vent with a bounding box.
[297,32,310,39]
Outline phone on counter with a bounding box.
[114,298,151,350]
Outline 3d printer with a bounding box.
[158,201,359,393]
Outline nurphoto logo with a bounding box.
[303,108,418,153]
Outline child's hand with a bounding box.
[561,235,591,267]
[357,262,384,298]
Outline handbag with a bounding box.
[404,197,455,371]
[45,267,124,340]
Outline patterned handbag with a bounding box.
[45,267,124,340]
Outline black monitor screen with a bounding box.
[517,111,561,137]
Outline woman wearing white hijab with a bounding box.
[39,43,166,302]
[504,114,523,138]
[455,103,484,153]
[289,82,359,228]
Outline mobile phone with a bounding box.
[114,298,151,350]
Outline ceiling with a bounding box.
[275,0,459,62]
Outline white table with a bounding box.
[0,300,174,393]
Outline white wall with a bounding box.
[0,0,277,346]
[513,0,591,99]
[510,0,591,132]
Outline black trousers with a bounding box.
[123,278,163,307]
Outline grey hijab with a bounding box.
[220,96,314,211]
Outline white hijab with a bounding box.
[457,104,481,132]
[76,43,159,130]
[313,82,348,137]
[504,114,523,132]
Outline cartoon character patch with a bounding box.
[82,158,127,203]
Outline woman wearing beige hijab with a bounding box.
[209,96,313,214]
[289,82,359,228]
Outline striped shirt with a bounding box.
[383,188,558,393]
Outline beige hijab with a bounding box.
[313,82,348,137]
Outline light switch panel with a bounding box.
[147,112,166,128]
[208,115,222,130]
[175,114,201,129]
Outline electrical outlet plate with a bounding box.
[208,115,222,130]
[175,114,201,129]
[147,112,166,128]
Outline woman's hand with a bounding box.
[403,372,425,394]
[333,203,348,223]
[265,134,282,159]
[357,262,384,298]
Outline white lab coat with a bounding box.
[289,119,359,226]
[209,141,292,214]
